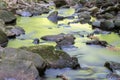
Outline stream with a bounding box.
[7,8,120,80]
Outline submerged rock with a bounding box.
[20,45,80,69]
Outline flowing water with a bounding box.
[7,8,120,80]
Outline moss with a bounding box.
[20,45,69,62]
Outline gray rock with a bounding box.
[0,60,41,80]
[10,27,25,36]
[104,61,120,75]
[92,20,101,28]
[114,19,120,29]
[41,33,64,41]
[47,11,58,23]
[0,29,8,47]
[100,20,115,30]
[0,10,16,24]
[33,38,40,44]
[20,45,80,69]
[0,48,47,76]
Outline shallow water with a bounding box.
[7,8,120,80]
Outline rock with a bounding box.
[86,40,108,47]
[114,19,120,29]
[10,26,25,36]
[0,1,7,9]
[41,34,75,49]
[100,20,115,30]
[106,73,120,80]
[0,19,5,31]
[92,20,101,28]
[103,13,114,19]
[0,29,8,47]
[47,11,58,23]
[33,38,40,44]
[56,34,75,49]
[93,28,111,34]
[0,10,16,25]
[0,48,47,76]
[88,6,99,14]
[53,0,67,8]
[20,45,80,69]
[16,10,32,17]
[41,33,64,41]
[104,61,120,74]
[0,60,41,80]
[78,12,91,24]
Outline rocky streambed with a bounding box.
[0,0,120,80]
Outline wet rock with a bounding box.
[0,10,16,25]
[86,40,108,47]
[0,1,7,9]
[10,27,25,36]
[103,13,114,19]
[93,28,111,34]
[41,33,64,41]
[54,0,67,8]
[100,20,115,30]
[114,19,120,29]
[0,29,8,47]
[78,12,91,24]
[33,38,40,44]
[106,73,120,80]
[0,60,41,80]
[0,48,47,76]
[47,11,58,23]
[55,34,75,49]
[104,61,120,74]
[92,20,101,28]
[20,45,80,69]
[16,10,32,17]
[88,6,99,14]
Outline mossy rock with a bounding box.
[20,45,80,69]
[0,10,16,24]
[0,29,8,47]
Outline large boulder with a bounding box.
[20,45,80,69]
[0,10,16,24]
[0,48,47,76]
[0,60,41,80]
[0,29,8,47]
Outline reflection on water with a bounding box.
[7,8,120,80]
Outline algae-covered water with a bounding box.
[7,8,120,80]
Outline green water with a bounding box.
[7,8,120,80]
